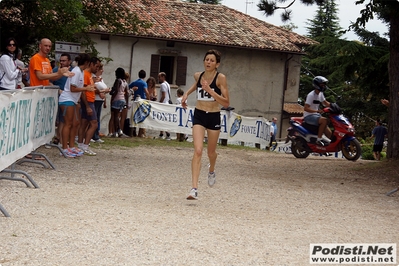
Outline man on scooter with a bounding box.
[303,76,332,146]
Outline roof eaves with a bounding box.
[89,31,307,55]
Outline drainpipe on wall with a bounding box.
[280,54,293,139]
[129,39,139,79]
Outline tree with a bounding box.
[257,0,399,159]
[280,22,298,31]
[0,0,151,57]
[299,0,389,139]
[305,0,343,39]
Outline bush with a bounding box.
[361,144,374,160]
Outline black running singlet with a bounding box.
[196,71,221,101]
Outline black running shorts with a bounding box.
[193,108,221,130]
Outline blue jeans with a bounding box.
[93,100,104,140]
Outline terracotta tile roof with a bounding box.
[283,103,304,114]
[92,0,317,54]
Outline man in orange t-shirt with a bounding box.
[29,38,73,87]
[77,57,101,155]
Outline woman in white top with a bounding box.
[93,64,110,142]
[0,38,27,90]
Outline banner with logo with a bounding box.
[130,100,272,146]
[0,88,58,171]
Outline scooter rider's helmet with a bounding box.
[313,76,328,92]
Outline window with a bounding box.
[150,54,187,86]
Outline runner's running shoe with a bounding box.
[208,171,216,187]
[207,163,216,187]
[186,188,198,200]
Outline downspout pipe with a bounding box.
[280,54,293,139]
[129,39,140,79]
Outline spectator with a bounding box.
[158,72,171,140]
[269,117,278,151]
[129,70,150,137]
[77,57,101,156]
[109,67,129,137]
[119,72,131,138]
[147,76,157,101]
[381,99,389,106]
[15,49,27,89]
[92,63,110,143]
[58,53,95,158]
[129,69,150,100]
[0,37,26,90]
[29,38,73,87]
[369,119,388,160]
[52,53,73,146]
[181,50,230,200]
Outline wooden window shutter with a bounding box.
[176,56,187,86]
[150,54,160,80]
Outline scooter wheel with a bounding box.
[341,139,361,161]
[291,139,310,158]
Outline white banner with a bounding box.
[130,100,271,146]
[0,88,58,171]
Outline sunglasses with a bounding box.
[8,43,16,47]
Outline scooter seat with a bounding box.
[302,122,319,135]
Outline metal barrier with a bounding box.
[0,86,59,217]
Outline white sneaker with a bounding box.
[186,188,198,200]
[207,164,216,187]
[84,148,96,156]
[208,171,216,187]
[95,138,104,143]
[316,138,330,146]
[165,136,171,140]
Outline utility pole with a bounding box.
[245,0,254,14]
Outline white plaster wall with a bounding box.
[89,34,301,137]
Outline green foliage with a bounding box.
[280,22,298,31]
[361,144,374,160]
[0,0,151,56]
[306,0,343,38]
[359,143,386,160]
[257,0,399,159]
[0,0,88,47]
[300,32,389,139]
[290,0,390,140]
